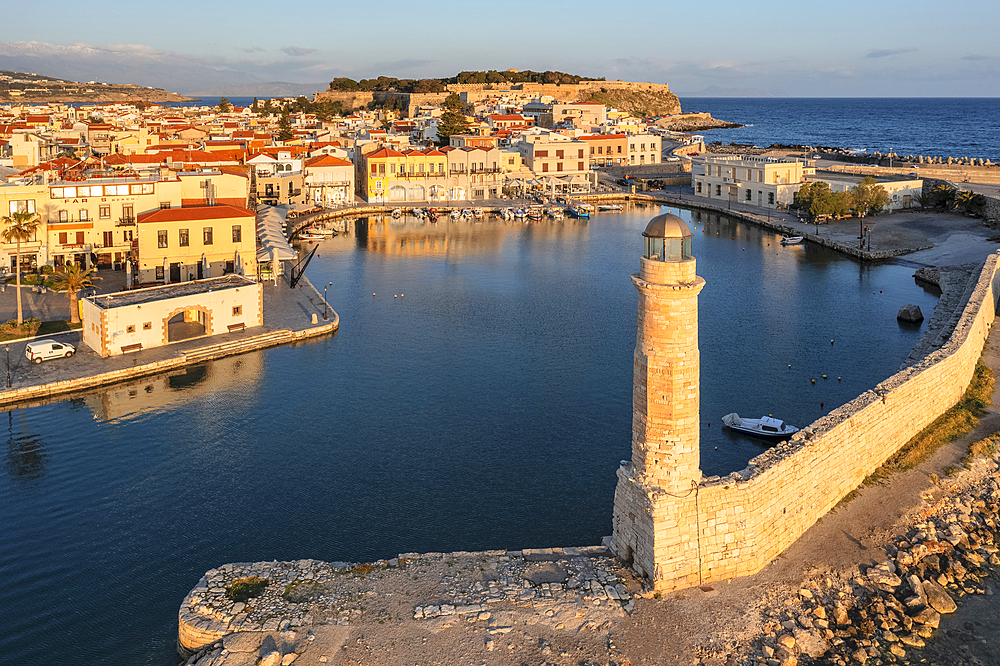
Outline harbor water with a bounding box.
[0,206,940,664]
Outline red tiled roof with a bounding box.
[137,204,253,224]
[305,155,352,168]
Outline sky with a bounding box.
[1,0,998,97]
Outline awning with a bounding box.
[255,205,297,261]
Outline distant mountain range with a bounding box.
[675,85,787,98]
[187,82,328,99]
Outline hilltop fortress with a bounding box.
[315,80,682,118]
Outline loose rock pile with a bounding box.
[748,460,1000,666]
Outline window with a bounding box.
[370,164,377,174]
[578,162,584,171]
[103,231,113,247]
[378,164,385,175]
[536,150,548,157]
[578,149,584,159]
[9,200,35,215]
[696,182,702,194]
[232,225,242,243]
[232,306,242,316]
[75,231,85,244]
[126,324,135,333]
[542,163,549,173]
[122,205,133,220]
[179,229,189,247]
[143,322,152,330]
[745,189,752,201]
[59,210,68,222]
[99,205,110,219]
[617,145,622,154]
[159,202,171,210]
[556,150,564,159]
[58,232,68,244]
[79,209,88,221]
[590,146,595,155]
[158,230,168,248]
[768,192,775,204]
[203,227,213,245]
[123,230,133,242]
[716,185,722,196]
[557,162,563,172]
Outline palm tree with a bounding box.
[49,262,101,324]
[0,210,42,327]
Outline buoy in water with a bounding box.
[372,293,376,297]
[831,339,834,345]
[822,375,828,379]
[811,378,816,384]
[838,377,842,381]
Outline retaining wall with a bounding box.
[638,251,1000,590]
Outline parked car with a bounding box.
[25,339,75,364]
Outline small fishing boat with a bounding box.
[722,413,799,440]
[461,208,474,218]
[473,208,484,219]
[781,236,804,245]
[450,209,461,219]
[548,207,564,219]
[298,232,325,241]
[391,208,402,218]
[513,208,526,218]
[568,202,592,219]
[598,204,623,211]
[428,207,438,220]
[410,207,424,218]
[526,206,543,220]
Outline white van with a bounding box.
[25,339,75,364]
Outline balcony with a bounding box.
[116,217,136,227]
[471,167,501,174]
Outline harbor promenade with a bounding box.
[0,274,337,408]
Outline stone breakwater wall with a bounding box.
[628,251,1000,591]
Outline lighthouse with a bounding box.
[611,212,706,589]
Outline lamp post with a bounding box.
[5,345,10,388]
[323,281,332,320]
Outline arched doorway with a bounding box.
[164,306,211,342]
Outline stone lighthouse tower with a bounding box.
[611,212,705,590]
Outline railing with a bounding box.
[116,217,136,227]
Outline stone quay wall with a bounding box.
[636,251,1000,591]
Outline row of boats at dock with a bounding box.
[382,201,606,222]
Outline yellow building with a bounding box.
[363,147,449,203]
[136,205,256,284]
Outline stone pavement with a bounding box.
[178,546,641,666]
[0,268,128,322]
[0,274,335,406]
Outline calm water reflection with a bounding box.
[0,206,940,665]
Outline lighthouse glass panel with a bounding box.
[645,237,691,262]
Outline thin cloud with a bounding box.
[237,46,265,54]
[280,46,317,57]
[865,48,916,59]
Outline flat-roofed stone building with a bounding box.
[80,275,262,357]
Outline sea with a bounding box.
[166,96,1000,163]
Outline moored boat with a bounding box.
[569,202,592,218]
[299,232,325,240]
[781,236,804,245]
[473,208,484,219]
[598,204,623,211]
[391,208,402,218]
[722,413,799,440]
[526,206,543,220]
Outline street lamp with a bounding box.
[323,281,332,320]
[5,345,10,388]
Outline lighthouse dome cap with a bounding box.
[642,213,692,239]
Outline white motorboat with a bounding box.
[473,208,484,219]
[781,236,804,245]
[449,210,461,219]
[722,413,799,440]
[391,208,402,218]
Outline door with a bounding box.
[196,262,203,280]
[169,263,181,282]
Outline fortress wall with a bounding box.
[651,252,1000,590]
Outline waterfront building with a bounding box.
[135,204,256,284]
[80,274,262,357]
[579,134,628,167]
[692,154,806,209]
[514,134,591,181]
[441,146,504,200]
[361,147,449,203]
[303,155,354,206]
[249,151,307,207]
[627,133,662,166]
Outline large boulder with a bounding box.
[921,579,957,614]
